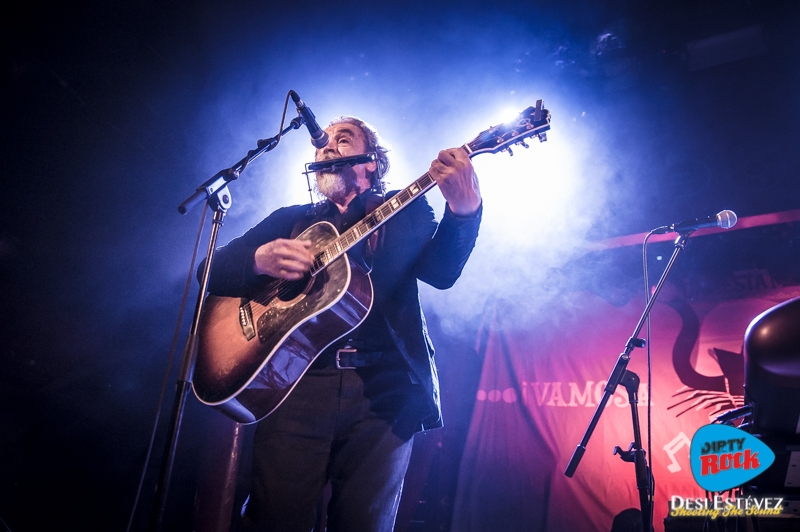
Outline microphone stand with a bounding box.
[148,117,304,532]
[564,231,693,532]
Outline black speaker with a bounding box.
[744,296,800,435]
[743,295,800,517]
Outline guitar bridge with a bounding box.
[238,299,256,341]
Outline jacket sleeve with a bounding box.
[414,201,482,289]
[379,195,482,291]
[197,205,302,297]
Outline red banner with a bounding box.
[452,282,799,531]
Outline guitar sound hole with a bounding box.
[277,273,313,302]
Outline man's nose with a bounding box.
[315,146,334,161]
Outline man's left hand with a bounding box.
[429,148,481,216]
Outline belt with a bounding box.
[315,347,400,370]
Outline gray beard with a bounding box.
[316,170,356,204]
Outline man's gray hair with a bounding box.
[328,116,390,192]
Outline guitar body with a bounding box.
[193,221,374,423]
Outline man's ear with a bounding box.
[365,160,377,173]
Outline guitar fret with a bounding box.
[313,171,442,278]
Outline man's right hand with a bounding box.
[253,238,314,280]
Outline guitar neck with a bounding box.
[310,146,468,275]
[307,99,550,275]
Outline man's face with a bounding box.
[315,123,370,162]
[314,123,375,203]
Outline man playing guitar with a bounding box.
[202,115,482,531]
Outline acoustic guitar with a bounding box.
[193,101,551,423]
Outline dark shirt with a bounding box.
[202,189,481,429]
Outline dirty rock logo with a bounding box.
[689,424,775,492]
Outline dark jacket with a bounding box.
[202,191,481,430]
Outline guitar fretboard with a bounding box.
[310,168,441,275]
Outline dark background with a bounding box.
[1,1,799,530]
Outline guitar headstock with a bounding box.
[466,100,551,157]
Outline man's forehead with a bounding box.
[324,123,365,139]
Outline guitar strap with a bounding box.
[364,191,385,254]
[356,191,385,274]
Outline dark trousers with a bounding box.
[243,363,417,532]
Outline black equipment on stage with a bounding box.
[742,295,800,516]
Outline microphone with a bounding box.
[290,90,328,149]
[655,210,738,234]
[307,153,377,173]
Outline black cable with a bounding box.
[125,202,208,532]
[642,228,663,532]
[0,512,13,532]
[125,91,297,530]
[243,91,293,176]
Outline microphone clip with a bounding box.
[301,152,378,205]
[303,153,378,175]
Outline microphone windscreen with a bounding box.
[717,210,737,229]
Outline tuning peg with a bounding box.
[538,132,547,143]
[506,147,514,156]
[518,140,530,149]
